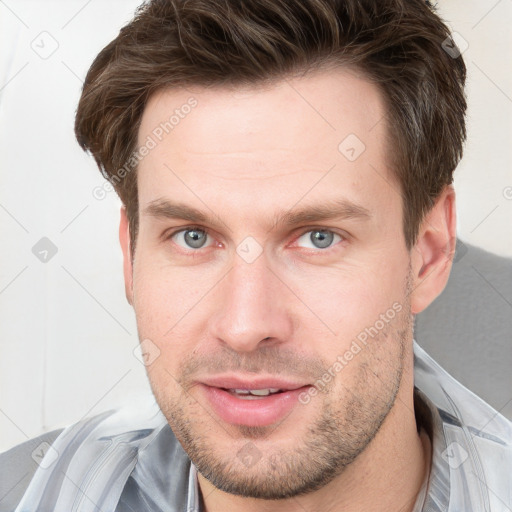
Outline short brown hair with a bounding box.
[75,0,466,253]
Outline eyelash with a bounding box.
[165,225,347,254]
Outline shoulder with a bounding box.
[0,398,177,512]
[0,429,63,512]
[414,344,512,509]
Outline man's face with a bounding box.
[128,69,414,498]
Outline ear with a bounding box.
[410,185,457,315]
[119,206,134,305]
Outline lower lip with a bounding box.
[200,385,311,427]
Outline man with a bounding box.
[2,0,511,510]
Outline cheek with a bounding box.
[132,256,215,337]
[131,266,197,393]
[286,254,409,344]
[131,273,193,387]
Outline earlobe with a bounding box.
[119,207,134,306]
[410,186,457,315]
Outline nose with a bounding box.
[208,255,294,353]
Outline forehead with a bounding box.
[136,68,398,226]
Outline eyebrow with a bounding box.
[276,199,371,227]
[143,198,371,230]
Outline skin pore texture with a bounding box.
[119,68,456,512]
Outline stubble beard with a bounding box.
[151,283,413,500]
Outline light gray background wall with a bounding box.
[1,0,511,452]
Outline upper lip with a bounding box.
[198,375,311,391]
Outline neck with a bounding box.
[197,376,431,512]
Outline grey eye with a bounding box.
[297,230,340,249]
[174,229,210,249]
[310,230,334,249]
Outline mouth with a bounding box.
[222,387,285,399]
[197,376,312,427]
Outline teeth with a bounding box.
[230,388,282,397]
[248,389,272,396]
[232,389,250,395]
